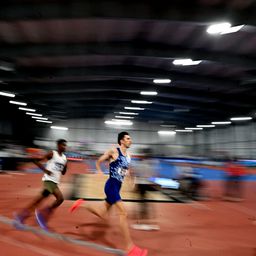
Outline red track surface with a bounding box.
[0,164,255,256]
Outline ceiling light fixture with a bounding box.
[207,22,244,35]
[211,121,232,125]
[131,100,152,104]
[105,120,133,126]
[153,79,171,84]
[185,127,203,130]
[19,107,36,112]
[9,100,27,106]
[124,107,145,110]
[119,112,139,115]
[140,91,158,96]
[197,125,215,128]
[50,126,69,130]
[175,130,193,132]
[230,117,252,121]
[26,112,42,117]
[32,116,48,120]
[0,91,15,97]
[115,116,134,119]
[173,59,202,66]
[158,130,176,135]
[36,120,53,124]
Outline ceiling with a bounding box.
[1,0,256,128]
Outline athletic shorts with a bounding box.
[104,178,122,205]
[43,180,58,194]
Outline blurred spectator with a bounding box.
[131,149,159,231]
[178,162,203,200]
[223,157,246,202]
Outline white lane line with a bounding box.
[0,234,62,256]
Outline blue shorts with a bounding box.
[104,178,122,205]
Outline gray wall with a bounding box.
[190,122,256,158]
[33,119,256,158]
[34,119,193,156]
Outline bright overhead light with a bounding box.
[153,79,171,84]
[230,117,252,121]
[185,127,203,130]
[19,107,36,112]
[207,22,231,34]
[0,62,15,72]
[220,25,244,35]
[131,100,152,104]
[9,100,27,106]
[197,125,215,128]
[119,112,139,115]
[140,91,158,96]
[115,116,134,119]
[36,120,53,124]
[50,126,69,130]
[124,107,145,110]
[26,112,42,117]
[0,91,15,97]
[211,121,232,125]
[105,120,133,126]
[158,130,176,135]
[173,59,202,66]
[175,129,193,133]
[32,116,48,120]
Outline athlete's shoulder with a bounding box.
[107,147,118,155]
[46,150,54,160]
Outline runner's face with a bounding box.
[121,135,132,148]
[58,142,67,152]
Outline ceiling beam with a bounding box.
[0,43,255,69]
[0,1,255,24]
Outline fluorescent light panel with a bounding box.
[0,65,14,72]
[197,125,215,128]
[230,117,252,121]
[207,22,231,34]
[9,100,27,106]
[32,116,48,120]
[115,116,134,119]
[140,91,158,96]
[0,91,15,97]
[124,107,145,110]
[105,120,133,126]
[131,100,152,104]
[50,126,69,130]
[26,112,42,117]
[207,22,243,35]
[158,130,176,135]
[153,79,171,84]
[220,25,244,35]
[36,120,53,124]
[211,121,231,125]
[19,107,36,112]
[185,127,203,130]
[175,130,193,133]
[119,112,138,115]
[173,59,202,66]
